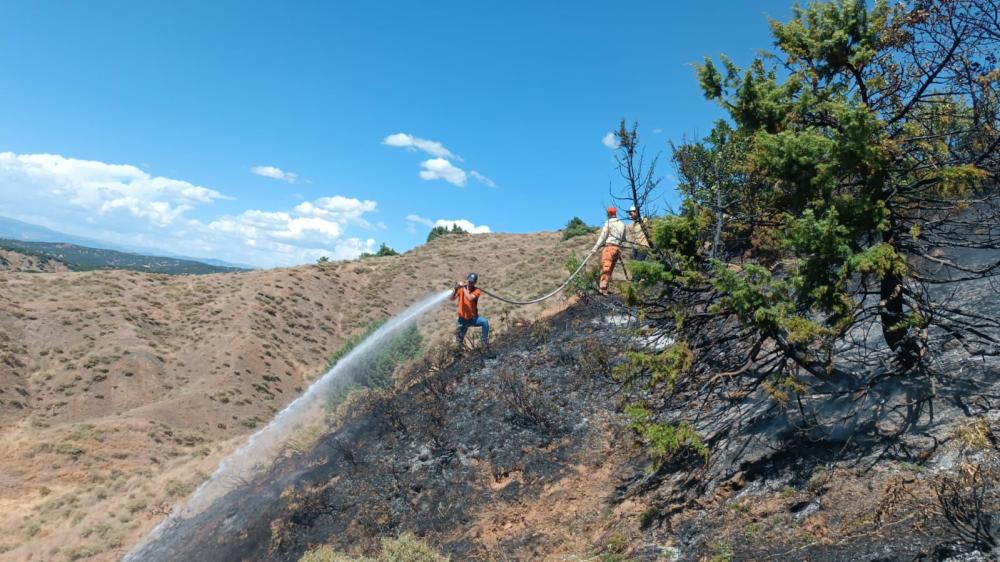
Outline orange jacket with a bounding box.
[451,286,481,320]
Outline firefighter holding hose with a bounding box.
[451,272,490,352]
[592,206,627,295]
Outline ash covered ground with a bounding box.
[128,293,1000,561]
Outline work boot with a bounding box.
[479,343,495,359]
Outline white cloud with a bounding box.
[418,158,467,187]
[0,152,225,227]
[250,165,298,183]
[383,133,500,189]
[294,195,378,228]
[382,133,459,160]
[469,170,496,188]
[405,214,491,234]
[0,152,380,268]
[602,132,620,149]
[652,128,664,134]
[438,218,490,233]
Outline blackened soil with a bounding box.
[129,297,633,561]
[129,295,998,562]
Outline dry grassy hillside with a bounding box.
[0,249,70,273]
[0,231,594,562]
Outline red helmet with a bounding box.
[606,206,617,217]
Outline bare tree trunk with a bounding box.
[880,271,925,367]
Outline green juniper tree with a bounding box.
[619,0,1000,461]
[641,0,999,375]
[426,224,468,243]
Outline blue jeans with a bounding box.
[456,315,489,345]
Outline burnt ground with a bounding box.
[127,296,999,561]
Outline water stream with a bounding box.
[123,290,451,561]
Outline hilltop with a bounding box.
[0,230,592,561]
[0,247,70,273]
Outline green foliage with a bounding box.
[613,343,693,390]
[708,540,734,562]
[324,321,423,410]
[625,404,709,464]
[628,208,711,288]
[565,252,598,295]
[562,216,597,240]
[932,164,990,199]
[651,0,1000,371]
[327,321,386,369]
[317,256,330,264]
[360,243,400,259]
[426,224,467,243]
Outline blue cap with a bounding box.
[467,272,478,283]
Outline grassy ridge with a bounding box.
[0,238,245,274]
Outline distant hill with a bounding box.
[0,238,245,274]
[0,247,71,272]
[0,215,252,270]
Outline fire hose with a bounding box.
[476,247,600,305]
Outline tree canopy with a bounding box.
[621,0,999,453]
[426,224,467,243]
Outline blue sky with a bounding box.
[0,0,792,267]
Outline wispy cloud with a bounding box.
[404,214,435,228]
[469,170,496,188]
[384,133,498,189]
[382,133,459,160]
[601,132,619,149]
[418,158,467,187]
[0,152,378,267]
[405,214,491,234]
[250,165,298,183]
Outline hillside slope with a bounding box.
[0,248,70,272]
[0,231,593,562]
[126,296,1000,562]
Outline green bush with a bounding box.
[565,252,599,296]
[360,243,399,259]
[625,404,709,465]
[426,224,467,243]
[324,321,423,410]
[561,216,596,240]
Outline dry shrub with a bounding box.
[935,459,1000,551]
[496,367,552,430]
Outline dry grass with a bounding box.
[0,231,594,561]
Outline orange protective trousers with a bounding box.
[599,244,621,293]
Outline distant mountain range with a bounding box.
[0,238,246,274]
[0,215,253,270]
